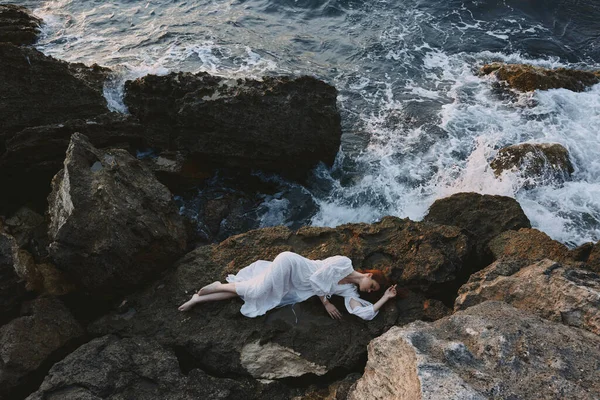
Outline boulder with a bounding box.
[2,207,47,260]
[490,143,574,186]
[0,5,41,46]
[47,133,187,298]
[455,259,600,335]
[0,233,28,325]
[586,242,600,272]
[0,113,146,213]
[481,63,600,92]
[347,301,600,400]
[89,217,469,381]
[124,72,342,179]
[0,297,84,399]
[26,335,290,400]
[0,44,109,141]
[423,192,530,266]
[487,228,571,262]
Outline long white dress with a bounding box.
[226,251,378,320]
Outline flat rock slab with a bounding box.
[348,301,600,400]
[47,133,187,298]
[455,259,600,336]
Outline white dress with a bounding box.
[226,251,378,320]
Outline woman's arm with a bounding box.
[372,284,397,312]
[320,295,342,320]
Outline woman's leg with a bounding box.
[198,282,237,296]
[178,291,238,311]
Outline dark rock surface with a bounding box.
[348,301,600,400]
[0,297,84,399]
[0,4,41,46]
[26,335,289,400]
[0,233,28,325]
[487,228,572,263]
[423,192,531,266]
[47,133,187,298]
[490,143,574,186]
[455,259,600,335]
[124,72,342,179]
[89,217,469,381]
[481,63,600,92]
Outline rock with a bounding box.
[347,301,600,400]
[0,5,41,46]
[47,133,187,298]
[0,44,109,140]
[487,228,571,262]
[423,192,530,266]
[0,113,146,213]
[490,143,574,186]
[89,217,469,381]
[26,335,290,400]
[141,151,212,192]
[293,374,361,400]
[0,297,84,399]
[3,207,48,261]
[124,72,342,179]
[0,233,28,325]
[481,63,600,92]
[455,259,600,335]
[586,242,600,272]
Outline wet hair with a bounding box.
[357,269,392,289]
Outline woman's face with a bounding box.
[359,275,380,293]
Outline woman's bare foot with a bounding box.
[198,281,222,296]
[178,294,202,312]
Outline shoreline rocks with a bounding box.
[0,5,41,46]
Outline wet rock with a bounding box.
[26,335,289,400]
[124,72,342,179]
[423,192,530,266]
[487,228,571,262]
[586,242,600,272]
[89,217,469,381]
[490,143,574,186]
[481,63,600,92]
[0,44,109,140]
[141,151,212,192]
[0,113,146,213]
[0,5,41,46]
[0,233,28,325]
[47,133,187,298]
[0,297,84,398]
[455,259,600,335]
[347,301,600,400]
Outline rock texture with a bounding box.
[0,233,28,325]
[0,5,41,46]
[26,335,289,400]
[347,301,600,400]
[423,192,530,266]
[89,217,468,381]
[490,143,574,186]
[455,259,600,335]
[481,63,600,92]
[124,72,342,179]
[487,228,572,262]
[47,133,187,298]
[586,242,600,272]
[0,297,84,398]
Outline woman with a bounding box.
[178,251,397,320]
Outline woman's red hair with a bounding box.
[357,269,392,289]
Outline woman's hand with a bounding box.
[324,302,342,320]
[384,284,397,299]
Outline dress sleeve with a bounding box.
[344,296,378,321]
[309,256,354,297]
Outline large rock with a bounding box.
[89,217,470,381]
[0,113,146,213]
[0,44,109,140]
[487,228,572,262]
[586,242,600,272]
[0,233,28,325]
[455,259,600,335]
[423,192,530,266]
[347,301,600,400]
[26,335,290,400]
[47,133,187,298]
[490,143,574,186]
[124,72,342,179]
[481,63,600,92]
[0,5,41,46]
[0,297,84,399]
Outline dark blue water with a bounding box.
[8,0,600,246]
